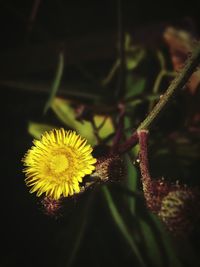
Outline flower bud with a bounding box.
[158,188,200,235]
[92,155,125,182]
[41,196,62,217]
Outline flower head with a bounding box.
[158,188,200,235]
[23,129,96,200]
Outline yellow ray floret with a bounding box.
[22,129,97,200]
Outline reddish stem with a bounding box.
[117,131,138,154]
[111,103,125,153]
[137,130,154,206]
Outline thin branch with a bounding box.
[91,118,101,144]
[138,45,200,130]
[118,44,200,153]
[118,132,138,154]
[112,103,125,152]
[137,130,152,200]
[96,116,108,131]
[102,59,120,86]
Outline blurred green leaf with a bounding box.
[51,97,114,145]
[139,218,163,267]
[66,193,94,267]
[123,116,139,214]
[102,186,147,267]
[102,59,120,86]
[146,94,160,102]
[124,115,133,137]
[126,50,146,70]
[52,98,96,144]
[126,99,142,110]
[126,75,146,99]
[124,154,137,214]
[44,51,64,114]
[28,121,55,139]
[125,33,146,70]
[150,214,182,267]
[94,116,114,139]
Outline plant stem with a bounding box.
[137,130,153,200]
[118,132,138,154]
[118,44,200,153]
[112,103,125,152]
[138,45,200,130]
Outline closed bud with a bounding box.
[158,188,200,236]
[143,176,200,236]
[41,196,62,217]
[92,155,125,182]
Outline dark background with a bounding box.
[1,1,200,266]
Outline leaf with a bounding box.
[102,186,147,267]
[65,193,94,267]
[123,115,139,214]
[126,75,146,99]
[125,33,146,70]
[139,218,163,267]
[93,116,114,139]
[124,154,137,214]
[126,49,146,70]
[51,97,114,145]
[149,214,182,267]
[44,51,64,113]
[28,121,55,139]
[52,98,96,144]
[101,59,120,85]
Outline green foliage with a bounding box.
[102,186,147,267]
[125,33,146,70]
[125,75,146,99]
[124,154,137,214]
[51,97,114,145]
[28,121,55,139]
[19,24,200,267]
[44,51,64,114]
[138,218,163,267]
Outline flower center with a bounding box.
[50,154,69,173]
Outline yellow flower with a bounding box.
[22,129,97,200]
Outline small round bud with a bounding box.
[92,155,125,182]
[41,196,62,217]
[158,189,200,235]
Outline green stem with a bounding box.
[138,45,200,130]
[148,70,176,111]
[118,44,200,154]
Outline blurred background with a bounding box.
[1,1,200,267]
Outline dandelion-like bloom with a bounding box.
[22,129,97,200]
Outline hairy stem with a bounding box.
[137,130,153,203]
